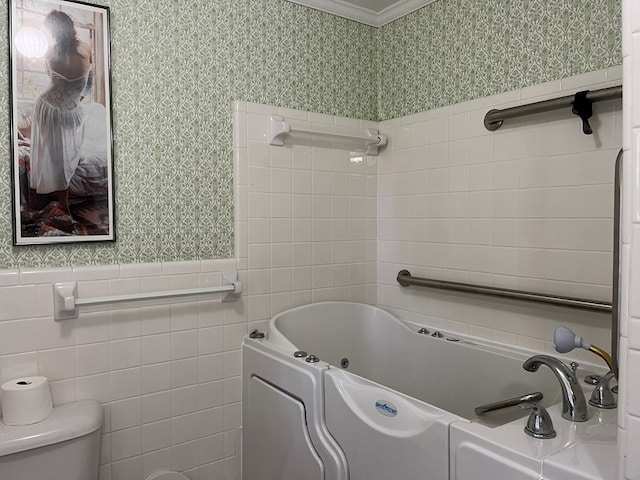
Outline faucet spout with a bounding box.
[523,354,588,422]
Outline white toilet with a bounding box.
[0,400,103,480]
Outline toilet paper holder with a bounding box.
[53,271,243,320]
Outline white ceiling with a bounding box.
[285,0,439,27]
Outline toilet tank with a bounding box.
[0,400,103,480]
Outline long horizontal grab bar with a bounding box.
[269,114,387,155]
[474,392,543,416]
[484,85,622,131]
[289,126,385,144]
[53,271,242,320]
[75,285,238,307]
[396,270,612,313]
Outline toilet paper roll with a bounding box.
[1,376,53,426]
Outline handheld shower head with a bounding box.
[553,326,590,353]
[553,327,614,372]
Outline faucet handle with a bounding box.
[520,403,556,439]
[589,371,617,409]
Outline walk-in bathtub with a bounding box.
[242,302,598,480]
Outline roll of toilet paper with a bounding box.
[1,376,53,426]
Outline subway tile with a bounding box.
[199,381,225,411]
[111,397,141,432]
[223,297,247,325]
[0,319,39,354]
[20,267,72,284]
[110,278,141,296]
[76,342,109,376]
[560,69,608,91]
[142,419,171,453]
[111,367,141,400]
[72,265,120,282]
[38,347,76,381]
[48,379,75,405]
[110,427,142,461]
[172,412,200,445]
[199,259,236,274]
[110,338,141,371]
[170,303,198,332]
[76,373,110,403]
[627,415,640,480]
[170,358,199,389]
[141,363,170,395]
[172,385,199,416]
[0,285,40,321]
[142,391,171,424]
[109,309,141,340]
[199,433,225,465]
[170,329,199,360]
[628,350,640,417]
[0,270,20,287]
[171,440,199,473]
[141,334,170,365]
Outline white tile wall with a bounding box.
[234,101,378,334]
[0,70,628,480]
[0,259,243,480]
[621,2,640,478]
[377,67,622,361]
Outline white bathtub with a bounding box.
[242,302,606,480]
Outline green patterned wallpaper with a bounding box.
[377,0,622,119]
[0,0,376,268]
[0,0,622,268]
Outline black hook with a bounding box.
[571,90,593,135]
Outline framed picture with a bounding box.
[9,0,114,245]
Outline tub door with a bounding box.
[324,369,459,480]
[244,375,324,480]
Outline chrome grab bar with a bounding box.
[397,270,612,313]
[474,392,543,416]
[484,85,622,131]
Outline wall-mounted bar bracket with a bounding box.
[268,114,387,155]
[53,271,242,320]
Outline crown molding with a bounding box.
[285,0,439,27]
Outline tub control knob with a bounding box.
[306,355,320,363]
[520,403,556,439]
[431,331,444,338]
[249,329,265,339]
[418,328,430,335]
[294,351,308,358]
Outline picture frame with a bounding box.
[9,0,114,245]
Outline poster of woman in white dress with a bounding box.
[10,0,114,245]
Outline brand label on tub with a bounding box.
[375,400,398,417]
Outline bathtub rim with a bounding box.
[266,301,607,374]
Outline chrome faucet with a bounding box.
[522,354,588,422]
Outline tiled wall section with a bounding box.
[620,2,640,479]
[234,102,378,329]
[0,260,246,480]
[376,67,622,360]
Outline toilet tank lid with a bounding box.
[0,400,103,457]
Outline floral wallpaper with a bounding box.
[0,0,621,268]
[0,0,376,267]
[377,0,622,119]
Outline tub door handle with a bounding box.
[474,392,543,416]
